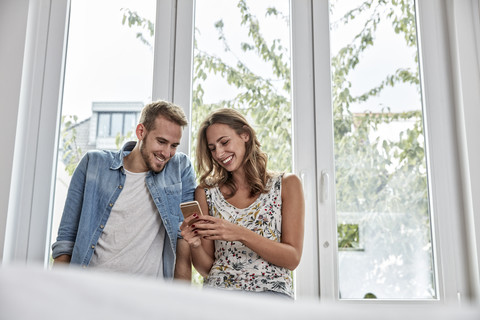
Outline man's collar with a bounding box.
[110,141,137,170]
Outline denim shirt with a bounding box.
[51,141,196,279]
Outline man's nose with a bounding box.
[158,146,171,158]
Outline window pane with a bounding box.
[329,0,436,299]
[97,113,110,138]
[191,0,292,173]
[111,113,123,137]
[190,0,292,286]
[124,113,137,135]
[49,0,156,265]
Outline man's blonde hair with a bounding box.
[139,100,188,130]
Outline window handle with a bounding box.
[320,170,329,203]
[300,170,306,191]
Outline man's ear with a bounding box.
[136,123,147,140]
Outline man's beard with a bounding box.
[140,141,164,174]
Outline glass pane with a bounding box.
[97,113,110,138]
[190,0,292,284]
[48,0,156,265]
[124,113,137,135]
[191,0,292,173]
[111,113,123,137]
[329,0,436,299]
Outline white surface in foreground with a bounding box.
[0,264,479,320]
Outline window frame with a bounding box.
[310,0,471,304]
[3,0,70,265]
[3,0,477,305]
[96,112,139,138]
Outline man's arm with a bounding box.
[174,239,192,281]
[180,156,197,203]
[51,153,90,263]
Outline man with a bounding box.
[52,100,196,281]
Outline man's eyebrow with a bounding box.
[156,136,180,145]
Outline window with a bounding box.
[190,0,292,172]
[96,112,139,138]
[6,0,475,305]
[188,0,292,285]
[328,0,435,300]
[48,0,156,262]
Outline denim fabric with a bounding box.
[51,141,196,279]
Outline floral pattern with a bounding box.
[203,174,293,297]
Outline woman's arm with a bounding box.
[180,187,215,277]
[193,174,305,270]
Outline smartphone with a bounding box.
[179,201,203,225]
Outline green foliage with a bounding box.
[119,0,430,226]
[338,223,361,250]
[191,267,204,287]
[191,0,292,173]
[330,0,428,218]
[61,115,83,176]
[120,8,154,50]
[115,130,136,149]
[330,0,433,297]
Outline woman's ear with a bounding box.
[241,125,250,142]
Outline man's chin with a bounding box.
[149,162,166,173]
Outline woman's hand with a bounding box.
[191,215,246,242]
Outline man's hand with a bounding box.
[53,254,71,266]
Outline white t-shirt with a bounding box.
[89,169,165,278]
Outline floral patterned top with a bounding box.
[203,174,293,297]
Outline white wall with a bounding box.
[0,0,30,262]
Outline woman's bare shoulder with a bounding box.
[282,173,302,186]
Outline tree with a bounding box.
[60,115,84,176]
[330,0,433,298]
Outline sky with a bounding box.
[61,0,155,121]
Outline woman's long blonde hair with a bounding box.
[196,108,272,198]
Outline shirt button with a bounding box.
[91,245,95,249]
[119,185,123,189]
[100,225,104,229]
[109,203,113,207]
[82,265,86,269]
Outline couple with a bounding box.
[52,100,305,299]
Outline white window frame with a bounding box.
[308,0,475,304]
[3,0,70,265]
[3,0,478,305]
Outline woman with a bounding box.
[180,108,305,299]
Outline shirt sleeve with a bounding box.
[51,153,89,258]
[177,156,196,239]
[180,156,197,207]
